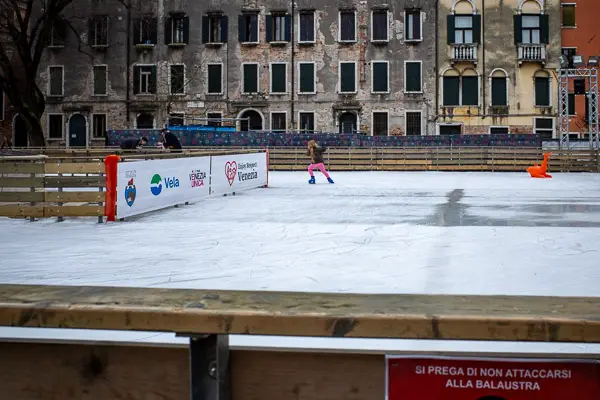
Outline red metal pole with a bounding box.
[104,154,121,222]
[265,148,269,188]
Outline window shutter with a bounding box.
[340,63,355,92]
[244,65,258,92]
[373,63,388,92]
[447,15,455,44]
[461,76,479,106]
[472,14,481,44]
[164,17,172,44]
[272,64,286,93]
[150,66,157,93]
[535,77,550,106]
[238,15,245,42]
[265,15,273,42]
[133,19,141,44]
[413,12,421,40]
[285,14,292,41]
[540,14,549,44]
[513,15,522,44]
[250,15,258,42]
[183,16,189,43]
[491,77,507,106]
[300,64,314,92]
[88,18,94,45]
[202,16,209,43]
[221,16,228,42]
[150,17,158,44]
[133,66,140,94]
[443,76,460,106]
[405,62,421,92]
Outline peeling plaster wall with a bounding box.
[37,0,437,146]
[437,0,561,135]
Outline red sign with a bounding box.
[387,356,600,399]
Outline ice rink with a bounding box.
[1,171,600,354]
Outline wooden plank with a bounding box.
[44,206,104,217]
[45,191,105,203]
[0,163,45,174]
[0,205,45,218]
[45,163,105,174]
[0,192,44,203]
[44,176,105,188]
[1,284,599,342]
[0,177,44,188]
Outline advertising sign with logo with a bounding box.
[387,356,600,400]
[210,152,268,196]
[116,156,210,218]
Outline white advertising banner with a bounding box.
[210,152,268,196]
[116,156,210,218]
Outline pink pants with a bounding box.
[308,162,330,178]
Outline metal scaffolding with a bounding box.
[558,68,599,149]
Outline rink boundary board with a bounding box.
[0,284,599,343]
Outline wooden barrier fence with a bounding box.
[0,284,599,399]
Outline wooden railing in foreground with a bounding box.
[0,284,599,400]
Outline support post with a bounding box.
[189,334,230,400]
[103,155,121,222]
[265,148,269,187]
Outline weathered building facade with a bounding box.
[560,0,600,138]
[35,0,438,146]
[436,0,561,137]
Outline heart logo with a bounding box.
[225,161,237,186]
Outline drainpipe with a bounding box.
[481,0,486,119]
[434,0,439,127]
[125,0,131,127]
[290,0,296,130]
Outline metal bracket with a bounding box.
[184,334,230,400]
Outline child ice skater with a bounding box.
[307,140,334,184]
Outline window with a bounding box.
[207,64,223,94]
[267,13,291,42]
[133,65,156,94]
[92,114,106,138]
[568,93,575,115]
[48,114,63,139]
[239,12,259,43]
[298,62,316,94]
[270,63,287,94]
[133,16,158,45]
[270,112,287,132]
[461,75,479,105]
[489,126,509,134]
[405,111,422,136]
[168,113,185,126]
[404,61,422,92]
[242,63,259,93]
[447,14,481,45]
[89,15,108,46]
[92,65,107,96]
[534,75,550,106]
[371,9,388,42]
[491,76,507,106]
[203,13,228,43]
[405,9,422,41]
[299,11,315,43]
[371,61,389,93]
[562,4,575,27]
[522,15,540,44]
[534,117,554,140]
[574,78,585,95]
[170,65,185,94]
[514,14,548,44]
[562,48,576,68]
[372,112,388,136]
[443,76,460,106]
[442,72,479,106]
[165,13,189,45]
[339,62,356,93]
[339,10,356,42]
[48,19,67,47]
[48,66,64,96]
[207,112,222,127]
[298,112,315,131]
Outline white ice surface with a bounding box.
[1,171,600,354]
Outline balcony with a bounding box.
[451,44,478,64]
[518,44,546,64]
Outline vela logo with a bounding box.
[150,173,180,196]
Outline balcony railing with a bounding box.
[518,44,546,63]
[451,44,478,63]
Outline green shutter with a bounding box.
[221,16,228,43]
[243,64,258,93]
[299,63,314,93]
[461,76,479,106]
[133,66,140,94]
[447,15,455,44]
[271,64,286,93]
[535,77,550,106]
[202,16,209,43]
[164,17,172,44]
[513,15,522,44]
[373,62,388,92]
[540,14,549,44]
[208,65,222,93]
[340,63,355,92]
[491,77,507,106]
[265,15,273,42]
[443,76,460,106]
[405,62,421,92]
[183,16,189,43]
[133,18,141,44]
[150,65,157,93]
[150,17,158,44]
[472,14,481,44]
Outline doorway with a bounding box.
[12,114,28,147]
[136,113,154,129]
[68,114,87,147]
[239,109,263,131]
[338,112,357,133]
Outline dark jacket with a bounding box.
[307,146,327,164]
[120,137,142,149]
[163,131,182,151]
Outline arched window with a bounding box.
[490,69,508,107]
[534,70,551,107]
[448,1,480,46]
[461,69,479,106]
[442,69,460,106]
[515,1,548,49]
[442,68,479,107]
